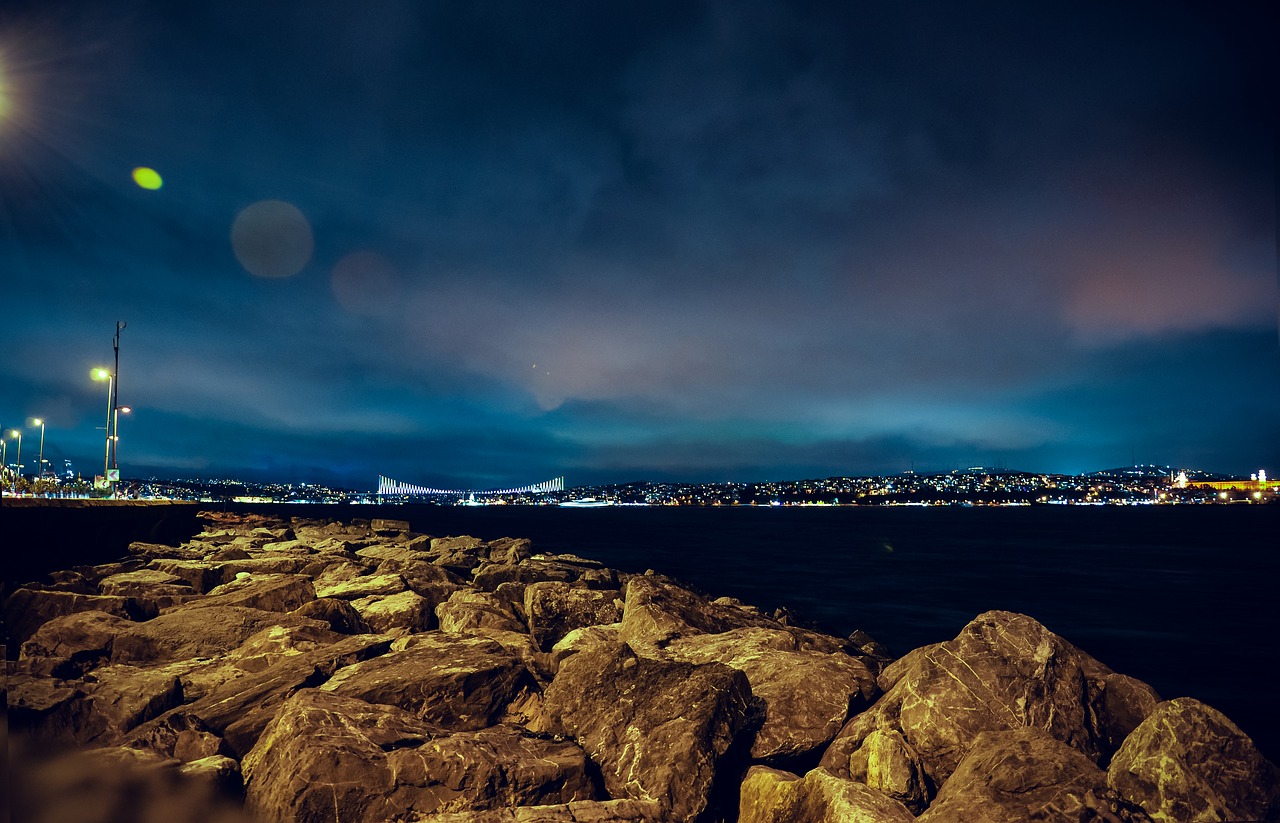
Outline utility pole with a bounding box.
[111,321,126,470]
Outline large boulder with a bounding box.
[918,728,1150,822]
[4,588,136,646]
[472,556,610,591]
[820,611,1160,795]
[349,589,434,633]
[315,572,406,600]
[524,582,625,651]
[619,575,775,651]
[846,728,929,814]
[413,799,662,822]
[97,568,193,599]
[437,589,527,634]
[540,640,756,821]
[321,633,534,730]
[79,663,186,745]
[178,573,316,613]
[19,610,132,677]
[109,606,321,666]
[1107,697,1279,823]
[666,627,878,761]
[242,689,596,823]
[738,766,916,823]
[291,597,374,634]
[179,632,393,757]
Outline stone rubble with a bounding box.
[5,512,1277,822]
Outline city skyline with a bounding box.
[2,1,1277,489]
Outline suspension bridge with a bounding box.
[376,475,565,498]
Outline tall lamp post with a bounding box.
[7,429,20,493]
[112,406,131,474]
[92,368,113,483]
[33,417,46,483]
[1,436,7,492]
[112,321,126,471]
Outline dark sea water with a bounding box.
[8,501,1277,759]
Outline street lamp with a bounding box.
[92,368,113,480]
[7,429,20,493]
[113,406,131,474]
[33,417,45,482]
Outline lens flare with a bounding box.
[230,200,313,278]
[131,166,163,190]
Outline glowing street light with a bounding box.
[32,417,45,482]
[7,429,20,493]
[113,406,131,473]
[92,368,113,480]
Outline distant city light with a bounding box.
[131,167,163,190]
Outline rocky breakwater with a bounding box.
[5,512,1277,823]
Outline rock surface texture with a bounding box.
[7,512,1277,823]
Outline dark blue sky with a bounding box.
[1,1,1276,489]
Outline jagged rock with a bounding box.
[847,728,929,814]
[128,541,206,561]
[412,799,662,821]
[321,633,534,730]
[540,640,756,821]
[228,622,345,672]
[666,626,878,761]
[619,575,775,651]
[6,674,92,743]
[97,568,193,598]
[205,545,253,562]
[124,709,227,761]
[524,582,625,651]
[371,517,410,533]
[431,535,487,553]
[4,588,137,646]
[1107,697,1279,823]
[548,625,623,674]
[354,543,430,564]
[109,606,321,666]
[919,727,1150,822]
[437,589,527,634]
[179,754,244,798]
[73,558,147,585]
[292,596,374,634]
[351,589,435,632]
[215,555,315,579]
[184,631,393,757]
[820,610,1160,795]
[738,766,916,823]
[242,689,596,823]
[374,554,465,594]
[20,609,132,677]
[472,555,615,592]
[80,663,185,744]
[43,569,97,593]
[485,536,535,565]
[308,557,374,588]
[315,571,406,600]
[148,558,224,592]
[180,573,316,612]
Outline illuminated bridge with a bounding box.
[376,475,565,497]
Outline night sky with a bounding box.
[1,1,1276,490]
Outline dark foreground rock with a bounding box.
[6,512,1277,823]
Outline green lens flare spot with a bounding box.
[132,167,163,190]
